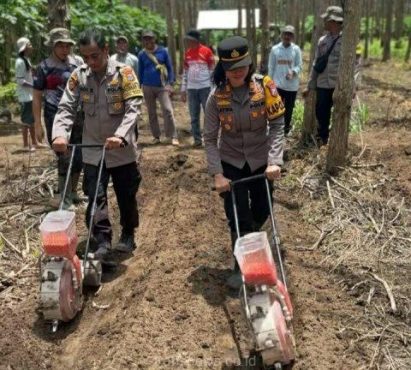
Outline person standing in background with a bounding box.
[33,28,84,209]
[181,30,214,147]
[303,6,343,145]
[138,30,179,146]
[15,37,45,151]
[268,25,302,136]
[110,35,139,75]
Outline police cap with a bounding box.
[217,36,252,71]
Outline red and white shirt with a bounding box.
[181,44,215,91]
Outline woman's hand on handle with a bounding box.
[214,173,231,194]
[265,165,281,181]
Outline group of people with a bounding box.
[13,5,345,286]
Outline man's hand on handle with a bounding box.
[265,165,281,181]
[105,136,124,150]
[214,173,231,194]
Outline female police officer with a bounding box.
[204,36,285,288]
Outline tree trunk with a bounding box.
[176,0,185,75]
[245,0,255,65]
[259,0,270,74]
[247,0,257,67]
[382,0,393,61]
[237,0,243,36]
[301,0,326,144]
[394,0,405,40]
[47,0,70,30]
[326,0,361,174]
[375,0,383,41]
[364,0,370,59]
[285,0,295,25]
[165,0,177,72]
[300,0,307,49]
[192,0,199,28]
[294,1,301,46]
[405,32,411,62]
[2,28,12,84]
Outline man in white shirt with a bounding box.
[268,25,302,136]
[110,35,139,75]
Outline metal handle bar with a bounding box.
[230,173,266,188]
[57,144,107,270]
[67,144,105,148]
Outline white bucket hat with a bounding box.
[17,37,31,53]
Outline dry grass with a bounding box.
[281,142,411,369]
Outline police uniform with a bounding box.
[307,6,344,144]
[53,58,143,248]
[204,36,285,237]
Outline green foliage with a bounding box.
[0,0,47,43]
[350,99,369,133]
[304,15,314,36]
[368,38,409,60]
[70,0,167,49]
[0,83,17,105]
[291,99,304,131]
[290,98,369,134]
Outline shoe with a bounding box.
[34,143,48,149]
[226,272,243,290]
[94,241,110,260]
[193,140,203,147]
[23,146,36,152]
[171,138,180,146]
[115,231,136,253]
[152,137,160,144]
[71,192,87,204]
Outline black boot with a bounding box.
[115,230,136,253]
[93,233,111,260]
[226,232,242,289]
[71,172,86,204]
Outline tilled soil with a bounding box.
[0,129,367,370]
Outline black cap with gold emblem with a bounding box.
[217,36,252,71]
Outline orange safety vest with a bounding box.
[214,74,285,132]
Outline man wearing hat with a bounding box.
[303,6,344,145]
[181,29,214,147]
[268,25,302,136]
[110,35,139,76]
[33,28,84,208]
[52,28,144,258]
[137,30,179,146]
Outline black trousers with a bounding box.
[277,88,297,135]
[84,161,141,243]
[316,88,334,144]
[221,161,272,235]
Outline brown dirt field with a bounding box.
[0,61,410,370]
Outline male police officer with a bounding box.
[303,6,343,145]
[52,28,143,258]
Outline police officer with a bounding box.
[303,6,343,145]
[52,28,143,259]
[204,36,285,289]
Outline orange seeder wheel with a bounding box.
[59,260,82,322]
